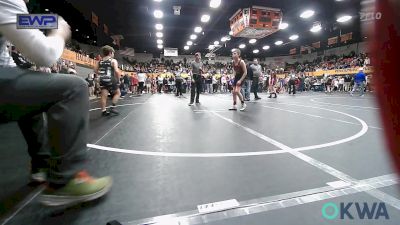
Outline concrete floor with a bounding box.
[1,91,399,225]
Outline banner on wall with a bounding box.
[305,67,373,76]
[111,35,124,48]
[61,49,98,68]
[328,36,338,46]
[312,41,321,49]
[340,32,353,43]
[103,24,109,34]
[91,12,98,26]
[164,48,179,57]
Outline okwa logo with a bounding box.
[322,202,390,220]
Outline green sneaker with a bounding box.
[31,168,47,183]
[39,171,112,207]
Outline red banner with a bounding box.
[104,24,109,34]
[340,32,353,43]
[312,41,321,49]
[328,36,338,45]
[91,12,99,26]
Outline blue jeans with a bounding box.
[241,79,252,100]
[351,82,365,96]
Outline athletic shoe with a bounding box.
[188,102,194,106]
[240,103,247,111]
[196,101,200,104]
[31,168,47,183]
[255,97,262,100]
[39,171,112,207]
[102,111,110,116]
[109,108,119,115]
[229,105,237,111]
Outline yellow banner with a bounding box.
[61,49,98,68]
[305,67,373,76]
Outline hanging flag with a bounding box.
[104,24,109,34]
[340,32,353,43]
[328,36,338,46]
[312,41,321,49]
[91,12,99,26]
[111,35,124,48]
[300,46,307,53]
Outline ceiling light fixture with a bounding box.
[221,37,227,42]
[239,44,246,49]
[156,32,163,38]
[157,39,163,44]
[300,10,315,19]
[253,49,259,54]
[190,34,197,40]
[187,41,193,46]
[337,15,352,23]
[157,44,163,49]
[210,0,221,8]
[275,41,283,45]
[214,41,220,45]
[154,10,163,19]
[262,45,270,50]
[289,34,299,40]
[201,14,210,23]
[310,24,322,32]
[194,27,202,33]
[279,22,289,29]
[184,46,189,50]
[155,24,163,30]
[249,39,257,44]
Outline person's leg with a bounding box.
[178,82,182,96]
[18,113,50,180]
[246,80,252,100]
[351,83,358,95]
[100,88,109,115]
[240,81,246,99]
[253,77,260,99]
[236,85,246,110]
[0,68,112,206]
[359,82,365,96]
[230,87,238,110]
[196,79,201,103]
[109,86,120,115]
[293,83,296,94]
[0,68,86,184]
[176,81,180,96]
[189,80,196,104]
[141,82,145,94]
